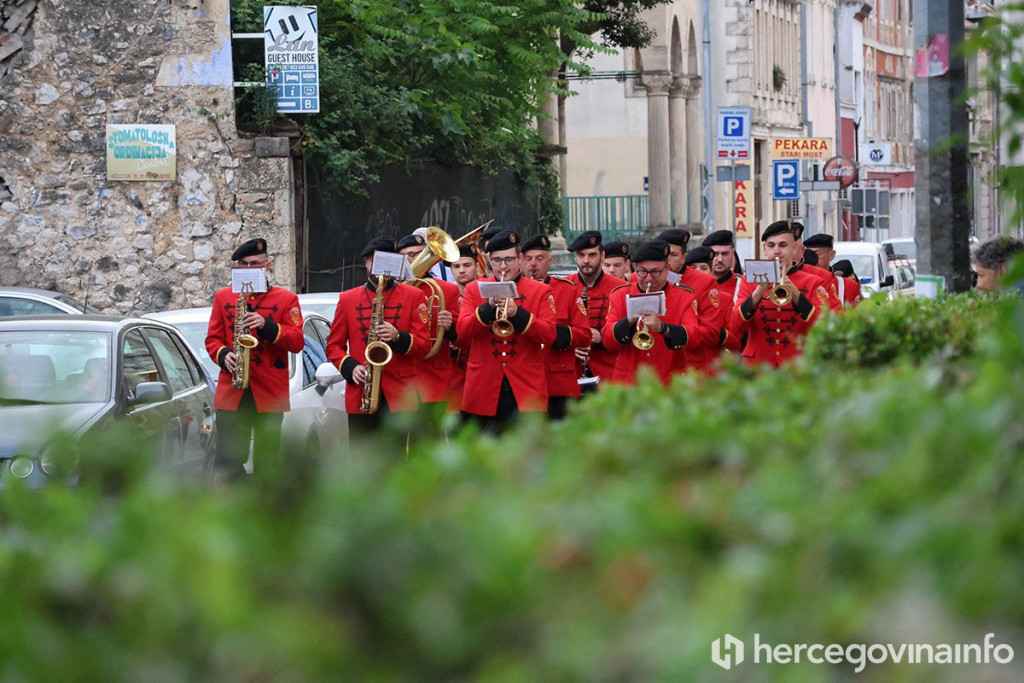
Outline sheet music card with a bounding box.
[231,267,268,293]
[370,251,406,278]
[626,291,666,318]
[744,259,779,285]
[478,281,519,299]
[666,271,681,284]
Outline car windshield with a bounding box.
[0,330,112,404]
[842,255,876,283]
[169,321,219,379]
[885,241,916,261]
[299,299,337,320]
[53,293,103,314]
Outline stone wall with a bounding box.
[0,0,295,314]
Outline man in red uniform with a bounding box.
[728,222,828,367]
[521,234,591,419]
[456,230,556,433]
[566,231,625,389]
[655,228,731,374]
[398,233,462,413]
[601,240,632,280]
[449,243,479,409]
[205,237,305,480]
[326,237,430,437]
[788,225,842,312]
[830,259,863,307]
[684,245,715,275]
[703,229,744,309]
[602,240,699,385]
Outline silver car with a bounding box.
[144,307,347,455]
[0,287,102,317]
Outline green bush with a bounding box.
[0,296,1022,681]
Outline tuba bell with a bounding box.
[403,227,460,358]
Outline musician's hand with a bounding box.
[224,352,238,373]
[783,279,801,301]
[436,309,453,330]
[352,364,368,385]
[642,313,663,334]
[574,347,590,361]
[590,328,601,345]
[752,284,767,305]
[504,300,518,317]
[242,311,265,330]
[375,322,398,342]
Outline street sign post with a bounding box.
[772,159,800,200]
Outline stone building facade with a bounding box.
[0,0,295,314]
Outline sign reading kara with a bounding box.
[106,124,176,181]
[772,137,833,159]
[264,6,320,113]
[734,176,754,237]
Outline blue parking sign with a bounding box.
[772,159,800,200]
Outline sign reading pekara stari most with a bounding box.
[105,125,176,181]
[264,5,320,114]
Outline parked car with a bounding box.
[144,307,347,455]
[892,261,916,298]
[881,237,917,272]
[297,292,341,322]
[0,287,101,317]
[832,241,896,297]
[0,315,216,487]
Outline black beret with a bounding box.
[567,230,602,252]
[483,230,520,253]
[231,238,268,261]
[831,259,857,279]
[632,240,671,263]
[520,234,551,252]
[802,248,820,266]
[360,236,397,260]
[803,233,834,249]
[602,240,630,258]
[480,224,504,249]
[458,243,478,260]
[396,234,426,250]
[761,220,803,242]
[656,228,691,248]
[684,245,714,267]
[702,230,734,248]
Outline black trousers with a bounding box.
[214,390,283,481]
[348,396,392,439]
[462,376,519,435]
[547,395,570,421]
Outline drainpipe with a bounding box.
[702,0,714,230]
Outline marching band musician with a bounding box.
[398,233,462,413]
[566,231,626,387]
[602,240,698,385]
[702,229,743,305]
[325,237,430,436]
[728,222,827,367]
[830,259,863,307]
[449,243,479,409]
[787,224,842,312]
[456,230,556,434]
[521,234,591,420]
[451,243,480,296]
[601,240,632,280]
[205,237,305,481]
[684,245,715,275]
[654,228,732,374]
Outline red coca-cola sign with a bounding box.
[822,156,858,189]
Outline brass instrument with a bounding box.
[361,274,394,414]
[455,219,494,276]
[404,226,460,359]
[767,258,794,306]
[231,282,259,390]
[491,268,515,338]
[579,287,593,378]
[632,284,655,350]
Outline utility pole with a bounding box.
[914,0,971,292]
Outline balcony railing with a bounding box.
[562,195,650,239]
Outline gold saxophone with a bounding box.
[231,282,259,390]
[361,274,394,414]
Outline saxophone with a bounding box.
[231,282,259,390]
[360,274,394,414]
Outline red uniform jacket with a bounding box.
[567,271,626,383]
[409,277,462,404]
[449,286,471,411]
[727,268,827,367]
[326,280,430,414]
[716,272,744,353]
[836,275,862,307]
[602,281,699,385]
[631,267,729,373]
[456,274,557,416]
[545,275,592,399]
[206,286,305,412]
[799,262,843,312]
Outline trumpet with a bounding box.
[491,268,515,338]
[403,226,460,359]
[767,258,793,306]
[632,283,655,350]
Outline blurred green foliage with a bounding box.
[1,295,1023,681]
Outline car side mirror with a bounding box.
[132,381,172,405]
[882,275,895,288]
[315,362,342,396]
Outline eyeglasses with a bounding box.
[635,267,666,277]
[490,257,518,266]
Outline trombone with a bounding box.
[403,226,461,359]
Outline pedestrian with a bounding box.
[973,236,1024,293]
[205,238,305,481]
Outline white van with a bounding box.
[832,241,896,297]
